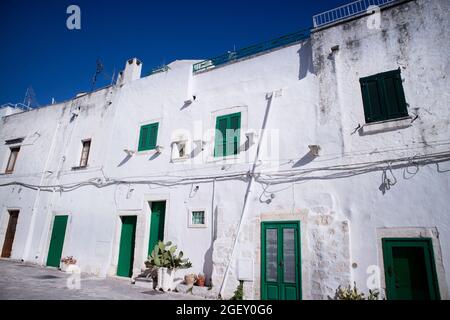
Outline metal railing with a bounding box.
[0,103,32,111]
[192,29,310,74]
[149,65,170,75]
[313,0,396,28]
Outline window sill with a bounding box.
[71,165,88,171]
[188,224,207,229]
[171,156,189,163]
[360,116,412,135]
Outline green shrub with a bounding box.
[230,281,244,300]
[330,282,381,300]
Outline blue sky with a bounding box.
[0,0,349,106]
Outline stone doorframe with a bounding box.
[109,194,170,279]
[0,208,21,258]
[376,227,448,300]
[252,209,351,300]
[253,211,310,300]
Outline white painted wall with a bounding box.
[0,0,448,300]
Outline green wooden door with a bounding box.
[117,216,137,277]
[148,201,166,255]
[383,238,440,300]
[261,221,301,300]
[46,215,68,267]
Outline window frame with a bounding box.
[5,147,20,174]
[171,139,189,162]
[79,139,91,168]
[188,208,207,228]
[359,69,408,124]
[138,122,159,152]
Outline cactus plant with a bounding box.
[146,241,192,270]
[329,282,381,300]
[145,241,192,292]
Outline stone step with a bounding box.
[133,276,155,289]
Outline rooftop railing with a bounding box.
[312,0,397,28]
[0,103,32,111]
[192,29,310,74]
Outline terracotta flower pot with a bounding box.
[196,275,206,287]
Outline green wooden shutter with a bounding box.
[138,125,149,151]
[148,123,159,150]
[214,112,241,157]
[379,70,408,119]
[360,69,408,123]
[214,116,228,157]
[228,113,241,156]
[138,123,159,151]
[360,75,384,123]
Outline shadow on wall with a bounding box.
[202,205,219,286]
[149,152,160,161]
[118,154,132,167]
[292,151,316,168]
[298,38,315,80]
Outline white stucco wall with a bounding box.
[309,0,450,299]
[0,0,448,300]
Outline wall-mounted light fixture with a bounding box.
[308,145,321,157]
[123,149,136,157]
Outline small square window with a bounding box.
[171,140,189,161]
[188,209,206,228]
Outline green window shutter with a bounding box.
[214,112,241,158]
[379,70,408,119]
[228,113,241,156]
[214,117,228,157]
[138,123,159,151]
[360,75,384,123]
[138,125,149,151]
[360,69,408,123]
[148,122,159,150]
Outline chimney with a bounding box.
[119,58,142,84]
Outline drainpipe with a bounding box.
[218,90,280,298]
[22,121,62,262]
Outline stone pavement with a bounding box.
[0,259,203,300]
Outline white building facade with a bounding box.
[0,0,449,300]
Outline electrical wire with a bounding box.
[0,151,449,192]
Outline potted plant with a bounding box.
[196,273,206,287]
[146,241,192,292]
[184,273,197,286]
[60,256,77,273]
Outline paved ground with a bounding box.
[0,259,203,300]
